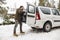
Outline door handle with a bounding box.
[27,15,35,17]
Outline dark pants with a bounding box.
[14,20,23,34]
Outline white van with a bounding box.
[24,3,60,32]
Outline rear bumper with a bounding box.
[31,20,44,28]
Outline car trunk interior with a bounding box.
[22,12,27,23]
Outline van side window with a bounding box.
[52,9,59,15]
[28,6,35,13]
[40,8,50,15]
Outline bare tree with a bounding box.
[58,0,60,11]
[45,2,51,7]
[50,0,55,8]
[39,0,45,6]
[38,0,55,8]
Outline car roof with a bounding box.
[36,6,56,9]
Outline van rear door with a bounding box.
[26,3,36,26]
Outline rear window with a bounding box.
[40,8,50,15]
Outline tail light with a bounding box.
[36,12,40,20]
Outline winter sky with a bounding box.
[6,0,39,9]
[5,0,59,9]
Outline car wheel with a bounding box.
[43,22,52,32]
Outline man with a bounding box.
[13,6,25,36]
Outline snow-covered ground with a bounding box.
[0,23,60,40]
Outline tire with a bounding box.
[43,22,52,32]
[31,27,36,30]
[31,27,38,31]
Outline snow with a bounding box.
[9,18,15,22]
[0,23,60,40]
[0,17,4,24]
